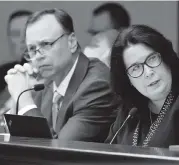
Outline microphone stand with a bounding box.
[109,115,131,144]
[16,88,34,115]
[16,84,45,115]
[109,107,138,144]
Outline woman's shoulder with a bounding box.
[171,95,179,114]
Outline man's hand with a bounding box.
[4,63,41,110]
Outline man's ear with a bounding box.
[68,32,78,53]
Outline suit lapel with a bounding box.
[55,53,89,131]
[40,83,53,125]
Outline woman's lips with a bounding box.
[148,80,160,87]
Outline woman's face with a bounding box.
[123,43,172,101]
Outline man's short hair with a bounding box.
[7,10,32,33]
[25,8,74,35]
[93,2,130,29]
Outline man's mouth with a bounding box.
[39,65,50,69]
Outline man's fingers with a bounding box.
[14,64,26,72]
[4,74,11,83]
[7,68,17,75]
[23,63,33,75]
[4,75,8,83]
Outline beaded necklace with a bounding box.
[132,91,175,147]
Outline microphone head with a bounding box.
[33,84,45,91]
[128,107,138,117]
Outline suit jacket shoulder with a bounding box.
[71,55,119,115]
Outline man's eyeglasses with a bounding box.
[126,52,162,78]
[23,33,66,61]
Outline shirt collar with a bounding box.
[53,56,79,97]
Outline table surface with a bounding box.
[0,134,179,162]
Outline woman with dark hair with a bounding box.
[105,25,179,148]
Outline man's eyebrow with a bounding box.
[27,39,52,47]
[39,38,57,44]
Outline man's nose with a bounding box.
[34,50,44,60]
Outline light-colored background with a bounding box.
[0,1,177,64]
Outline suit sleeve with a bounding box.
[57,76,120,142]
[105,105,124,144]
[23,91,44,117]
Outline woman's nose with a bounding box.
[144,65,154,78]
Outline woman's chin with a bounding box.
[146,83,170,100]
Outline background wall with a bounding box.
[0,1,177,64]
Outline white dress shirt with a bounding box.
[83,29,118,68]
[18,56,79,115]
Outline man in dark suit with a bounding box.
[5,8,119,142]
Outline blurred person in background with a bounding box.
[7,10,33,62]
[84,2,130,67]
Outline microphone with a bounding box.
[109,107,137,144]
[16,84,45,115]
[32,84,45,91]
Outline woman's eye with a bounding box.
[132,64,141,71]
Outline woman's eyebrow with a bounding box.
[127,52,156,68]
